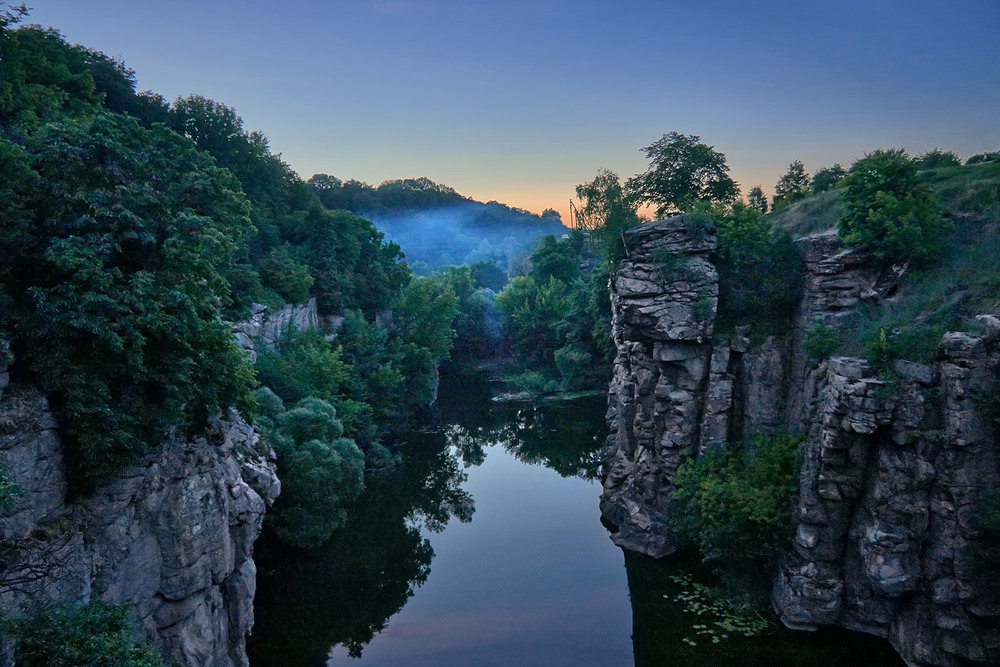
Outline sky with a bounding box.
[20,0,1000,224]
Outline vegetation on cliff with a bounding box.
[0,8,458,557]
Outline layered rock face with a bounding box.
[0,388,279,666]
[600,219,1000,666]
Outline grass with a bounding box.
[768,189,845,237]
[793,159,1000,365]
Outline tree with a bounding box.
[627,132,739,217]
[1,113,256,488]
[838,148,951,265]
[772,160,811,209]
[746,185,768,213]
[811,163,846,194]
[574,168,641,260]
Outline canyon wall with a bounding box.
[600,217,1000,666]
[0,302,298,666]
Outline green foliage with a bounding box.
[838,148,952,265]
[0,110,256,488]
[773,160,811,210]
[628,132,739,217]
[574,168,641,261]
[261,397,365,549]
[258,244,314,304]
[915,148,962,170]
[494,232,611,390]
[506,370,560,394]
[966,152,1000,166]
[255,329,348,405]
[672,433,802,569]
[746,185,768,213]
[681,211,715,241]
[712,203,802,332]
[668,573,770,646]
[531,234,580,283]
[804,320,838,360]
[811,163,846,194]
[13,601,163,667]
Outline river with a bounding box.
[247,371,905,666]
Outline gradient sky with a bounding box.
[21,0,1000,223]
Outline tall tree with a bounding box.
[811,163,846,194]
[574,168,641,259]
[747,185,768,213]
[627,132,739,217]
[773,160,811,209]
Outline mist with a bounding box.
[364,201,568,275]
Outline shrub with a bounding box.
[14,602,162,667]
[804,320,838,360]
[966,152,1000,165]
[262,397,366,549]
[915,148,961,170]
[838,148,952,265]
[672,433,802,570]
[713,204,802,332]
[554,344,592,390]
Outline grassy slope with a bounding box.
[770,160,1000,364]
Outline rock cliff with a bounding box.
[600,217,1000,666]
[0,386,279,666]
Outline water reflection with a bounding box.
[248,431,476,666]
[447,395,607,481]
[248,388,617,667]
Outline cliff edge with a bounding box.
[600,217,1000,666]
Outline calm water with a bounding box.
[248,372,904,667]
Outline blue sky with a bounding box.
[22,0,1000,222]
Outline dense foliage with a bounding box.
[672,434,802,571]
[574,168,642,261]
[0,21,258,487]
[772,160,811,210]
[13,602,162,667]
[810,163,846,194]
[493,232,612,391]
[712,203,802,333]
[627,132,739,217]
[0,14,460,551]
[838,148,951,265]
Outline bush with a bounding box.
[14,602,162,667]
[672,433,802,570]
[966,152,999,165]
[804,320,838,360]
[713,203,802,332]
[262,397,366,549]
[915,148,961,170]
[554,344,592,390]
[838,148,952,265]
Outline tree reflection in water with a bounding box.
[247,429,476,666]
[248,389,609,667]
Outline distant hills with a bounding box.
[307,175,568,275]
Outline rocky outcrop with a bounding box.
[775,335,1000,666]
[600,220,1000,665]
[601,217,718,557]
[0,387,279,666]
[233,298,324,363]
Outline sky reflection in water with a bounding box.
[327,397,632,666]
